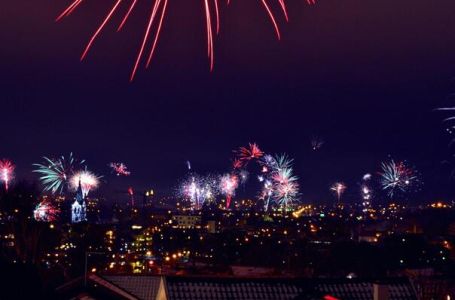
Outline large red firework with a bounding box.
[56,0,316,80]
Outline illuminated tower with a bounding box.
[71,179,87,223]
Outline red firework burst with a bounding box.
[56,0,316,80]
[237,143,264,162]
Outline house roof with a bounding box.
[92,275,416,300]
[102,275,162,300]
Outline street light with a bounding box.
[84,251,104,287]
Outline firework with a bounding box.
[361,173,373,207]
[220,173,238,209]
[180,174,218,209]
[379,159,420,198]
[109,162,131,176]
[271,167,300,208]
[70,169,101,196]
[0,159,15,192]
[363,173,372,181]
[272,154,294,171]
[236,143,264,163]
[311,136,324,151]
[259,154,276,173]
[33,153,85,194]
[331,182,346,202]
[260,179,274,211]
[239,169,249,185]
[186,160,192,171]
[436,106,455,137]
[34,200,60,222]
[233,159,243,170]
[55,0,317,79]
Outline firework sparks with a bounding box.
[55,0,316,79]
[311,136,324,151]
[109,162,131,176]
[70,169,101,196]
[236,143,264,163]
[0,159,15,192]
[180,174,218,209]
[33,153,85,194]
[260,179,274,211]
[220,173,238,209]
[271,167,300,208]
[379,159,420,198]
[34,200,60,222]
[331,182,346,202]
[361,173,373,207]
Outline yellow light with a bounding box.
[91,268,97,273]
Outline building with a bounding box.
[71,179,87,223]
[171,215,201,229]
[58,275,420,300]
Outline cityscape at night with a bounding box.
[2,0,455,299]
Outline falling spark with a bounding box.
[55,0,316,79]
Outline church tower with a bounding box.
[71,179,87,223]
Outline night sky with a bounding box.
[2,0,455,204]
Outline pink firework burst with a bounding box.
[56,0,316,80]
[109,162,131,176]
[220,174,238,209]
[0,159,15,192]
[70,170,101,196]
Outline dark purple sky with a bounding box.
[2,0,455,204]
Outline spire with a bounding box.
[76,177,84,204]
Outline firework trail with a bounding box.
[331,182,346,202]
[259,179,274,211]
[70,169,101,196]
[34,200,60,222]
[360,173,373,207]
[220,173,238,209]
[109,162,131,176]
[55,1,317,79]
[128,186,135,206]
[186,160,192,171]
[379,159,420,198]
[0,159,15,192]
[33,153,86,194]
[311,136,324,151]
